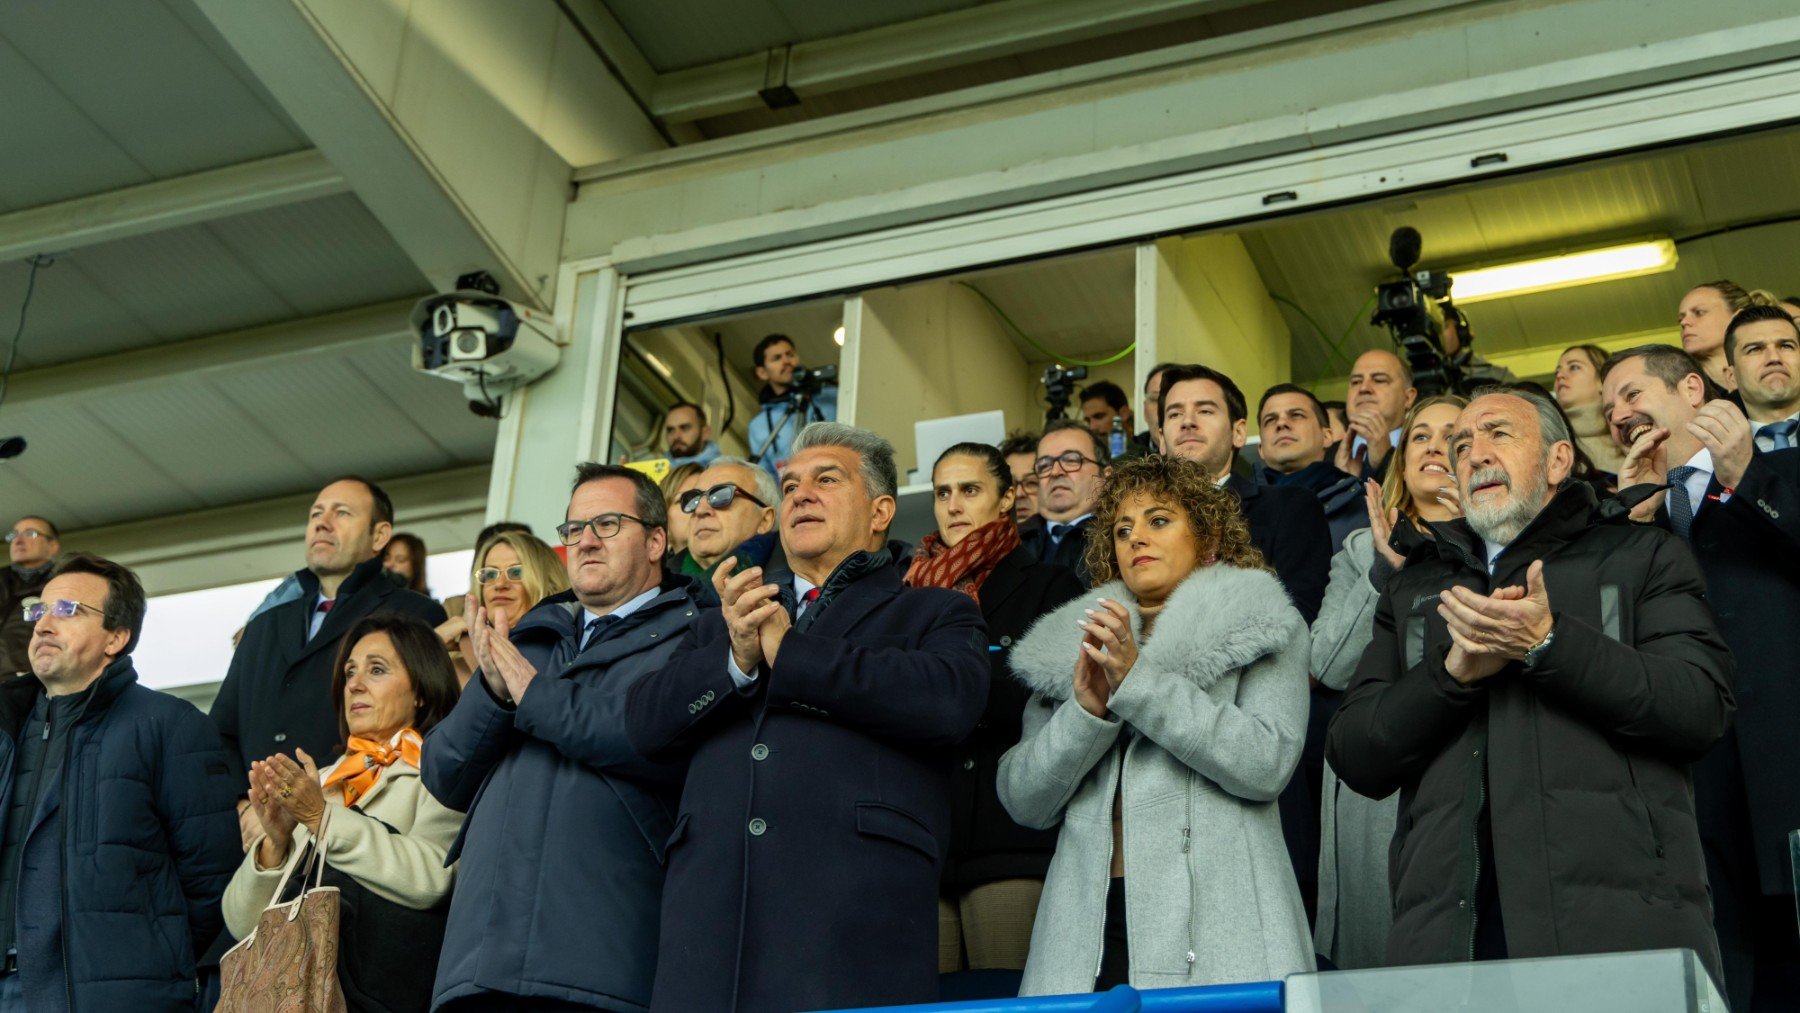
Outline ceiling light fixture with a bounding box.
[832,325,846,346]
[1447,238,1678,304]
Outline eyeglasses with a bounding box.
[679,483,768,515]
[554,512,650,546]
[476,565,526,585]
[4,530,49,544]
[1013,474,1040,493]
[23,599,104,623]
[1033,451,1101,478]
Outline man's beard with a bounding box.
[1462,464,1549,546]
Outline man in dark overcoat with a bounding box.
[627,421,988,1012]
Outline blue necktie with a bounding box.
[1048,523,1073,547]
[1666,466,1699,540]
[1761,418,1798,452]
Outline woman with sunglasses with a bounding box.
[434,531,569,687]
[667,457,782,602]
[905,442,1083,986]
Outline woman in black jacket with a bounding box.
[904,442,1083,979]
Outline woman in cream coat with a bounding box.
[999,455,1313,995]
[224,612,464,1013]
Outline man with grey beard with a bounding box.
[1327,386,1734,986]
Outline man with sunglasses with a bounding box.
[423,463,702,1013]
[671,457,782,601]
[0,518,59,681]
[1020,420,1111,585]
[0,553,239,1011]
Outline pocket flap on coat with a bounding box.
[854,802,938,860]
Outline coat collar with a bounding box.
[976,546,1037,618]
[0,656,136,740]
[1428,482,1602,573]
[767,550,900,638]
[1007,564,1297,702]
[283,555,398,666]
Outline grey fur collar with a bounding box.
[1008,564,1299,702]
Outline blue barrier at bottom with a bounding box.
[828,979,1284,1013]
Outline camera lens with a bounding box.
[454,331,486,357]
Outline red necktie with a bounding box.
[798,587,821,616]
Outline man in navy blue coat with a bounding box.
[1604,335,1800,1011]
[423,464,700,1012]
[0,554,238,1012]
[627,421,989,1013]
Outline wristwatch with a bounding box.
[1522,626,1556,668]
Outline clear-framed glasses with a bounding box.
[678,483,768,515]
[4,529,49,544]
[1033,450,1100,478]
[23,599,103,623]
[476,565,526,585]
[554,512,650,546]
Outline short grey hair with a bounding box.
[1468,385,1573,484]
[789,422,898,499]
[708,455,779,508]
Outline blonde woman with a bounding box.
[434,532,569,687]
[1311,394,1465,969]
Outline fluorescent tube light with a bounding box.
[1448,239,1677,303]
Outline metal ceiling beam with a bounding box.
[650,0,1260,123]
[2,297,421,410]
[0,149,346,261]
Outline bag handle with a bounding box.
[286,803,334,922]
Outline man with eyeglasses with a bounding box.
[0,553,238,1011]
[0,518,59,681]
[670,457,782,600]
[627,422,987,1012]
[1020,420,1111,585]
[999,432,1041,526]
[423,463,702,1012]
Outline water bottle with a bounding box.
[1110,416,1127,458]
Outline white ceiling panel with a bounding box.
[0,0,302,195]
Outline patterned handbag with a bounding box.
[216,806,347,1013]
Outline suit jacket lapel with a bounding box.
[805,567,900,639]
[294,582,389,666]
[980,550,1032,619]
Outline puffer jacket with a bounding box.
[0,658,240,1012]
[998,565,1314,995]
[421,579,699,1012]
[1326,483,1732,982]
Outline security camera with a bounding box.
[410,289,560,408]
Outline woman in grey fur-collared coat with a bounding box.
[998,456,1314,995]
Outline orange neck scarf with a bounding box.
[322,728,423,807]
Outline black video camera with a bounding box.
[1042,365,1089,421]
[1372,227,1463,396]
[787,364,838,401]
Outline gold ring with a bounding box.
[279,786,293,798]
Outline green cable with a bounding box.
[957,282,1136,367]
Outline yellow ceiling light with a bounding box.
[832,325,846,346]
[1448,239,1678,304]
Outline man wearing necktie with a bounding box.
[627,422,988,1013]
[421,464,703,1012]
[1018,420,1110,586]
[1604,341,1800,1012]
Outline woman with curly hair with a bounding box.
[997,454,1314,994]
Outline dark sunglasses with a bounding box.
[679,483,768,514]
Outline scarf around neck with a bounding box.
[323,728,423,807]
[903,518,1020,605]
